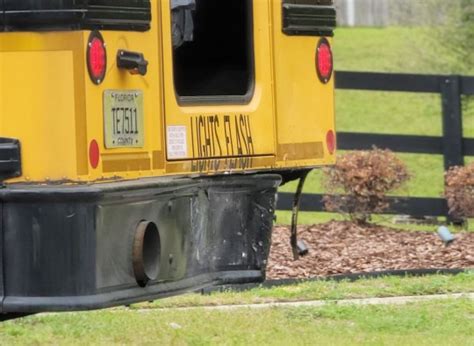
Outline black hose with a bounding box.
[291,170,311,260]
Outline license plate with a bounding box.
[104,90,144,148]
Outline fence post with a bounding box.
[440,76,464,171]
[440,76,465,224]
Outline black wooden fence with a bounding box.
[277,71,474,218]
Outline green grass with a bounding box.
[133,272,474,309]
[279,27,474,229]
[1,299,472,345]
[334,27,474,137]
[335,91,443,136]
[2,273,472,344]
[334,27,427,74]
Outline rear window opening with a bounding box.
[171,0,254,103]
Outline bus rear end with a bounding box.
[0,0,335,317]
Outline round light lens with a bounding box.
[316,38,333,83]
[87,32,107,84]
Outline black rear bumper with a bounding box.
[0,174,280,313]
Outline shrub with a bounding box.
[323,149,410,224]
[445,163,474,218]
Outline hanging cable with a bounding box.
[291,170,311,260]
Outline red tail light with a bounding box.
[316,38,333,84]
[87,31,107,85]
[326,130,336,155]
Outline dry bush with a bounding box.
[445,162,474,218]
[323,149,410,224]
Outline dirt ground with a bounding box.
[266,221,474,280]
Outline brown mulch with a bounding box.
[267,221,474,280]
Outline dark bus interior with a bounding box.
[172,0,254,99]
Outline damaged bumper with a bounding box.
[0,174,280,313]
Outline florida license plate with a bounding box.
[104,90,144,148]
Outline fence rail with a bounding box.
[277,71,474,219]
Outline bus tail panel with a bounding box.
[273,0,336,169]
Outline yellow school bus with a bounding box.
[0,0,335,316]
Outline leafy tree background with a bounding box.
[410,0,474,121]
[423,0,474,75]
[395,0,473,75]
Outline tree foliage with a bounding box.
[402,0,474,75]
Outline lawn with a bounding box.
[1,299,472,345]
[1,273,473,345]
[134,272,474,309]
[277,27,474,229]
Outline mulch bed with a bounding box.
[266,221,474,280]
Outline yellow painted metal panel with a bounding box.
[0,51,77,181]
[0,0,335,184]
[81,14,164,181]
[271,2,336,168]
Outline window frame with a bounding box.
[172,0,256,106]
